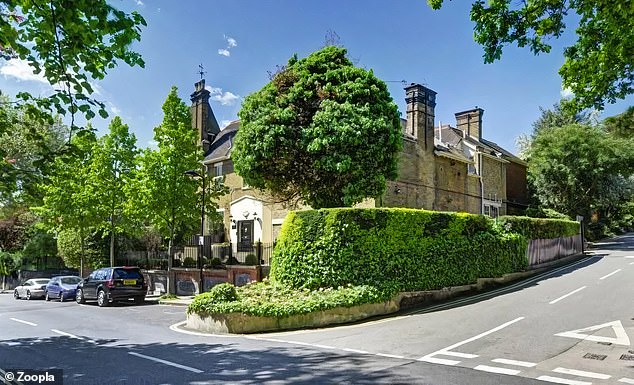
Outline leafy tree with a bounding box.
[0,250,19,290]
[428,0,634,111]
[603,106,634,139]
[88,116,139,267]
[233,46,402,208]
[527,123,634,222]
[36,130,99,275]
[56,228,104,270]
[0,0,146,132]
[0,97,68,205]
[135,87,200,271]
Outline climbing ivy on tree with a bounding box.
[428,0,634,111]
[233,46,402,209]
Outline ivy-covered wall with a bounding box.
[497,216,580,239]
[270,208,528,291]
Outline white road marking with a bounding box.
[375,353,406,359]
[2,342,21,346]
[474,365,520,375]
[619,378,634,384]
[440,351,478,358]
[555,320,631,346]
[537,376,591,385]
[599,269,622,280]
[629,262,634,265]
[51,329,83,340]
[625,256,634,259]
[549,286,586,304]
[341,348,370,354]
[310,344,336,350]
[417,356,460,365]
[128,352,203,373]
[418,317,524,365]
[491,358,536,367]
[10,318,37,326]
[553,367,610,379]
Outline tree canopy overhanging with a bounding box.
[232,46,403,209]
[428,0,634,111]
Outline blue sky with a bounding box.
[1,0,631,154]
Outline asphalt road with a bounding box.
[1,233,632,384]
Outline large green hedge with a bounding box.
[270,208,528,291]
[497,216,580,239]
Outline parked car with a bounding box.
[76,266,147,307]
[13,278,50,300]
[45,276,82,302]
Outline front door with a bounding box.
[238,220,254,251]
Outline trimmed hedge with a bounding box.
[497,216,580,239]
[270,208,528,291]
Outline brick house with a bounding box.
[191,80,528,247]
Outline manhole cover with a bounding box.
[620,354,634,361]
[583,353,607,360]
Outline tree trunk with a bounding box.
[167,227,174,294]
[110,227,115,267]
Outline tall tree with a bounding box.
[428,0,634,111]
[527,123,634,221]
[233,46,402,208]
[0,0,146,133]
[603,106,634,139]
[135,87,200,275]
[36,130,99,275]
[88,116,139,267]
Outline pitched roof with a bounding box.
[203,120,239,164]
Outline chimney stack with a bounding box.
[454,107,484,140]
[404,83,437,151]
[190,79,221,153]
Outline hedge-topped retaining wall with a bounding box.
[497,216,580,239]
[270,208,528,292]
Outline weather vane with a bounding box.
[197,63,206,80]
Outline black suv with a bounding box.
[76,267,147,307]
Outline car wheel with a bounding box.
[97,290,109,307]
[75,289,85,304]
[45,292,50,301]
[133,296,145,305]
[26,290,31,300]
[13,290,19,300]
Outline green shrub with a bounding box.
[203,257,223,269]
[497,216,580,239]
[226,256,240,265]
[244,254,258,266]
[172,258,182,268]
[190,283,238,307]
[270,208,528,292]
[182,257,197,268]
[187,280,394,317]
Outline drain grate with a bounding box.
[583,353,607,360]
[620,354,634,361]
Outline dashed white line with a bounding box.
[10,318,37,326]
[51,329,83,340]
[552,367,611,380]
[599,269,622,280]
[549,286,586,304]
[375,353,406,359]
[491,358,536,367]
[537,375,591,385]
[128,352,203,373]
[629,261,634,265]
[625,256,634,259]
[474,365,521,375]
[417,356,460,366]
[619,378,634,384]
[418,317,524,364]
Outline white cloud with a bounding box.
[135,0,144,5]
[0,59,48,83]
[218,35,238,57]
[560,86,574,99]
[206,86,240,106]
[220,120,234,129]
[109,104,121,115]
[147,140,158,149]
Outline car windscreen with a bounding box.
[61,277,81,285]
[113,269,143,280]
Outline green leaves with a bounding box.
[429,0,634,111]
[233,46,402,208]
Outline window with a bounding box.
[483,204,500,218]
[214,162,223,177]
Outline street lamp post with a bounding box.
[184,168,206,294]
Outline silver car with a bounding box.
[13,278,50,300]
